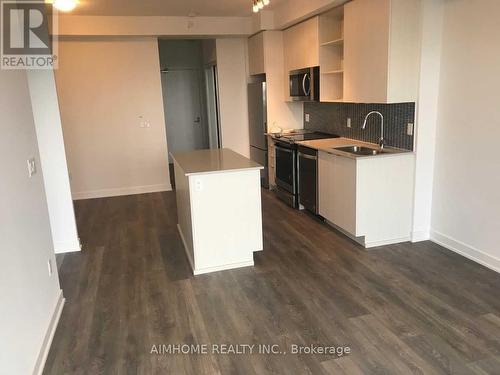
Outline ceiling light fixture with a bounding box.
[252,1,259,13]
[45,0,78,12]
[252,0,270,13]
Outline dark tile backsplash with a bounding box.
[304,102,416,150]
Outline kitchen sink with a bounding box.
[334,145,389,156]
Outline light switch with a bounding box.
[347,118,352,128]
[27,158,36,178]
[305,114,310,123]
[47,259,53,276]
[407,123,414,136]
[139,116,150,128]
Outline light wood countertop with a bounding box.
[297,137,414,159]
[171,148,263,176]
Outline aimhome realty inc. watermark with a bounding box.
[150,343,352,357]
[1,0,58,69]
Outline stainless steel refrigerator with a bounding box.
[247,81,268,188]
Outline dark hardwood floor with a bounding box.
[43,190,500,374]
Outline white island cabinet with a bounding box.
[171,148,264,275]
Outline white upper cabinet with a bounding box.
[318,151,357,234]
[248,32,265,76]
[343,0,421,103]
[283,17,320,72]
[246,31,304,129]
[277,0,420,103]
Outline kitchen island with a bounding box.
[171,148,264,275]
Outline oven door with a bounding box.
[275,144,296,194]
[298,148,318,214]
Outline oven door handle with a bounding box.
[302,74,311,96]
[299,152,317,160]
[275,145,293,153]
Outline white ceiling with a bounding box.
[72,0,286,17]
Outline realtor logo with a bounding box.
[1,0,58,69]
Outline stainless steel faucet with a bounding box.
[362,111,385,149]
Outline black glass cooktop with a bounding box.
[279,132,339,143]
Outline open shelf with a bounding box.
[321,99,344,103]
[319,5,345,102]
[320,72,343,103]
[318,6,344,44]
[321,38,344,47]
[322,69,344,75]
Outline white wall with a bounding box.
[27,69,80,253]
[411,0,444,241]
[430,0,500,272]
[55,38,171,199]
[251,10,275,33]
[0,69,63,375]
[56,15,252,36]
[216,38,251,157]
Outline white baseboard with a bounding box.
[193,260,255,275]
[431,230,500,274]
[324,219,411,249]
[365,236,412,249]
[53,238,81,254]
[72,183,172,200]
[411,230,431,242]
[33,290,65,375]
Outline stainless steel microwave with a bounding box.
[289,67,320,101]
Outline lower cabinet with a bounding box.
[318,151,357,234]
[318,150,415,247]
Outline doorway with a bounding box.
[204,65,222,150]
[158,39,221,188]
[161,69,208,157]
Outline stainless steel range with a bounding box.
[272,131,339,208]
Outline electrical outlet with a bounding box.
[27,158,36,178]
[194,179,203,192]
[347,118,352,128]
[407,123,414,136]
[305,114,310,123]
[47,259,53,276]
[139,115,149,128]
